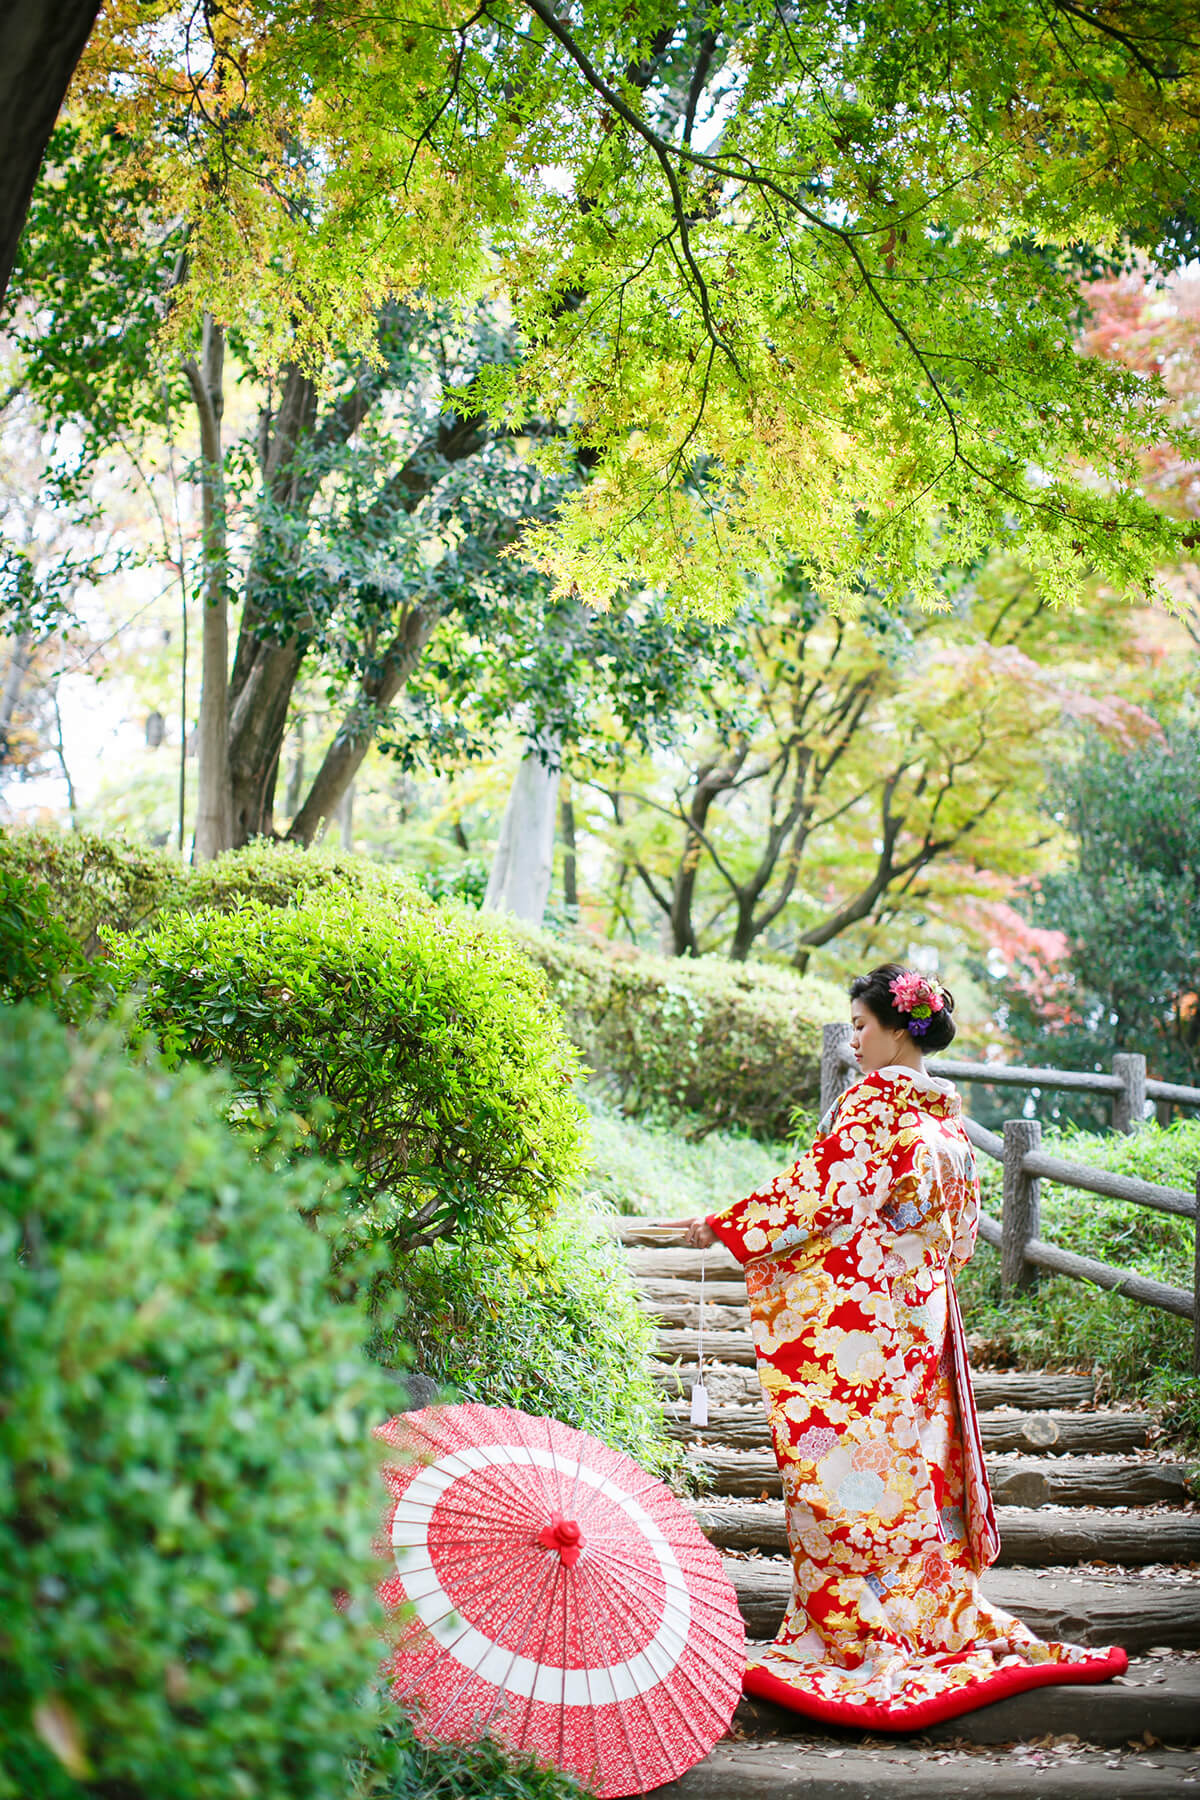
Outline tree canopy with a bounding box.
[63,0,1200,608]
[992,718,1200,1103]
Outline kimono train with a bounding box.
[707,1065,1126,1729]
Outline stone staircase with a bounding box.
[618,1223,1200,1798]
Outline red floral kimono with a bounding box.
[707,1066,1126,1730]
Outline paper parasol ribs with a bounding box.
[375,1403,746,1797]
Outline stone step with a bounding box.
[687,1446,1192,1509]
[733,1653,1200,1747]
[667,1403,1152,1456]
[656,1362,1098,1413]
[727,1558,1200,1648]
[689,1499,1200,1566]
[652,1741,1200,1798]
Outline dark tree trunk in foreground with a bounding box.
[0,0,104,306]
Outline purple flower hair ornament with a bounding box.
[888,970,948,1037]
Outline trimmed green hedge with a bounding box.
[510,928,842,1140]
[107,888,586,1256]
[0,829,176,956]
[0,1005,395,1800]
[0,832,843,1144]
[0,864,95,1023]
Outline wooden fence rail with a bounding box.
[821,1023,1200,1374]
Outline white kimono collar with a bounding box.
[871,1063,958,1098]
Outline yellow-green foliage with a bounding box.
[107,889,587,1255]
[512,925,843,1140]
[0,829,177,956]
[73,3,1195,608]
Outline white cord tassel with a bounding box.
[690,1250,709,1428]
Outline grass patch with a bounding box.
[580,1086,793,1218]
[961,1118,1199,1449]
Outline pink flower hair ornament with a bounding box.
[888,970,948,1036]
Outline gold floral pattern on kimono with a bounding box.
[707,1066,1126,1729]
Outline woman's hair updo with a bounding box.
[849,962,957,1053]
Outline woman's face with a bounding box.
[849,998,910,1073]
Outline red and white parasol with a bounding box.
[375,1403,745,1797]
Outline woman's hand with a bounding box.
[666,1216,716,1248]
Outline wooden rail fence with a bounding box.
[820,1023,1200,1375]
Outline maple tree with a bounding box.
[576,564,1159,964]
[1079,264,1200,642]
[991,720,1200,1109]
[53,0,1200,611]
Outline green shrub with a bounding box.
[411,856,490,909]
[107,889,586,1255]
[509,928,843,1140]
[0,1005,397,1800]
[960,1117,1200,1445]
[184,839,428,916]
[0,828,179,955]
[353,1716,589,1800]
[0,864,96,1023]
[378,1186,676,1477]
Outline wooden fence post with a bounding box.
[1112,1053,1147,1135]
[821,1022,853,1121]
[1002,1119,1042,1296]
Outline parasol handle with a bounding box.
[538,1513,586,1568]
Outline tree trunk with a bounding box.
[0,632,32,764]
[227,637,305,842]
[0,0,103,307]
[560,788,578,911]
[332,778,355,849]
[287,605,435,846]
[483,734,562,927]
[184,315,233,862]
[226,364,322,843]
[283,715,306,820]
[669,753,745,956]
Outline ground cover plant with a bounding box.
[960,1117,1200,1445]
[0,1004,397,1800]
[581,1089,797,1218]
[107,887,587,1256]
[381,1184,676,1478]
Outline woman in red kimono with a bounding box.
[678,964,1125,1730]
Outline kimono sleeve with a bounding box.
[705,1077,898,1266]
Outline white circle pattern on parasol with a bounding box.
[390,1442,692,1705]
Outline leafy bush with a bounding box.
[185,839,428,916]
[0,1005,396,1800]
[960,1117,1200,1444]
[378,1186,676,1477]
[0,828,178,956]
[411,856,490,908]
[0,864,96,1023]
[352,1718,588,1800]
[108,889,586,1255]
[510,927,843,1140]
